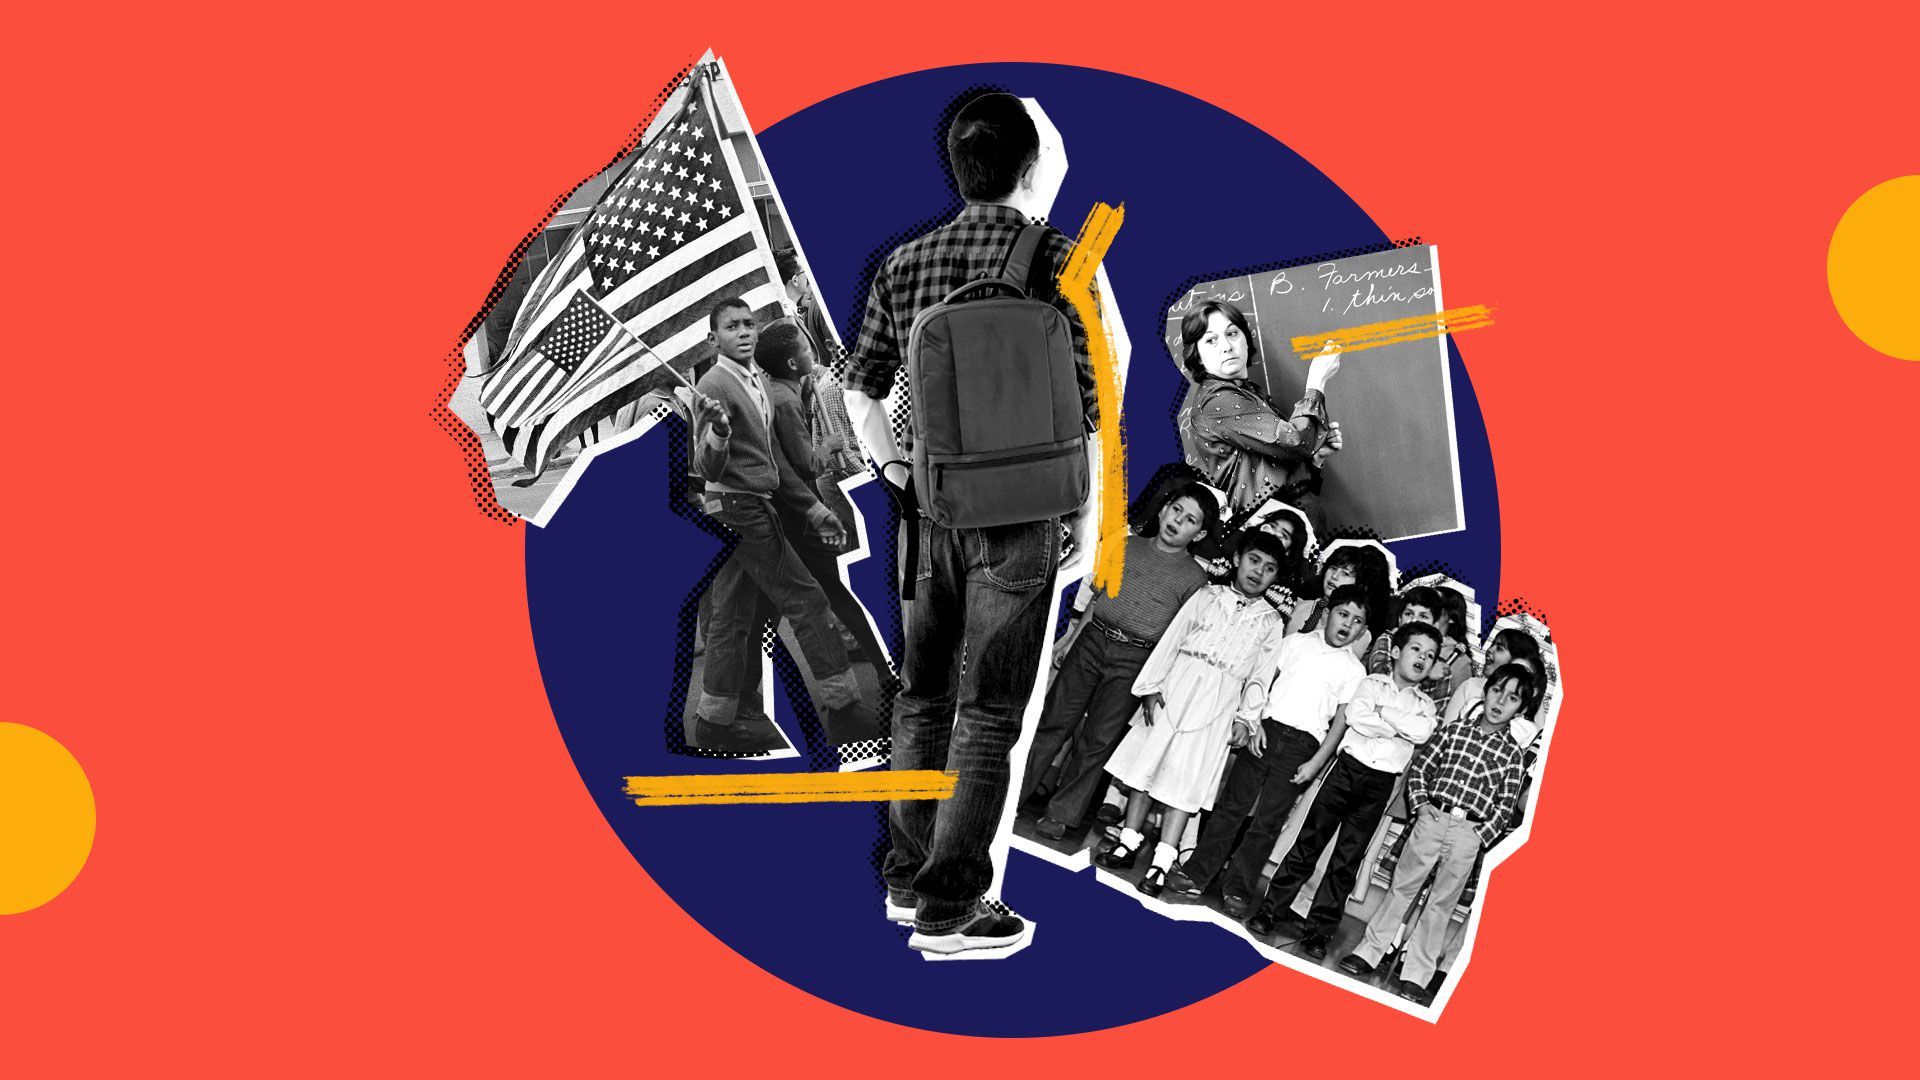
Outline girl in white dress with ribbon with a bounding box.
[1099,529,1291,896]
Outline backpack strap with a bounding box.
[998,223,1052,298]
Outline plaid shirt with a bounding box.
[842,203,1099,444]
[1407,702,1528,848]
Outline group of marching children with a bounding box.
[1020,474,1553,1002]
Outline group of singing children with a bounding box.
[1022,479,1550,999]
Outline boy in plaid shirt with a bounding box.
[1338,661,1536,999]
[844,92,1100,956]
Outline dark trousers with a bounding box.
[1255,753,1398,937]
[1020,626,1152,826]
[1183,721,1321,901]
[703,493,852,705]
[884,517,1057,930]
[778,504,891,677]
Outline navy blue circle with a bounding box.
[526,62,1498,1037]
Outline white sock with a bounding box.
[1152,842,1178,872]
[1118,827,1144,851]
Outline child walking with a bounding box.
[1096,530,1290,897]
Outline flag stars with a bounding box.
[668,186,682,200]
[718,204,732,217]
[696,218,709,230]
[655,224,667,238]
[677,210,691,226]
[702,197,714,212]
[700,152,712,166]
[671,230,685,244]
[624,260,637,273]
[648,245,661,258]
[676,164,689,180]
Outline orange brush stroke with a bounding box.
[1288,304,1494,360]
[623,769,957,806]
[1059,203,1127,598]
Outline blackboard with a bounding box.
[1164,244,1463,541]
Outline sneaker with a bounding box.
[691,715,786,754]
[908,898,1033,957]
[884,891,917,925]
[1034,817,1069,840]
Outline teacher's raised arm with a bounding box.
[1175,300,1343,532]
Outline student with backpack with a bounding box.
[843,92,1099,957]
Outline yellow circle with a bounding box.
[1828,175,1920,361]
[0,723,96,914]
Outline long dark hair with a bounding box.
[1178,300,1257,383]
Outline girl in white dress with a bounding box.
[1099,529,1291,896]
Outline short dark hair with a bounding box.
[1234,527,1288,564]
[1434,587,1470,642]
[1325,583,1370,618]
[773,247,802,283]
[1391,620,1443,654]
[708,296,752,332]
[1141,480,1220,541]
[1485,661,1543,714]
[1492,627,1542,669]
[1396,585,1446,621]
[947,93,1039,202]
[1178,301,1258,383]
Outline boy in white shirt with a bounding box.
[1245,622,1442,960]
[1166,584,1371,917]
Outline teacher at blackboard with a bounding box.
[1175,300,1343,535]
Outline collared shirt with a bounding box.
[1337,674,1438,774]
[714,355,770,427]
[843,202,1098,444]
[1408,703,1529,848]
[1260,630,1366,742]
[703,355,774,499]
[1134,584,1286,733]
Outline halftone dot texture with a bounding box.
[433,60,698,524]
[658,414,896,767]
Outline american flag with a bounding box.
[480,79,782,480]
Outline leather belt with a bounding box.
[1089,618,1155,649]
[1433,800,1485,823]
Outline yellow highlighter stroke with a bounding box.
[1288,304,1494,361]
[1059,203,1128,598]
[625,769,958,806]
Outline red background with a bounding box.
[7,3,1912,1072]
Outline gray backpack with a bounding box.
[904,224,1089,529]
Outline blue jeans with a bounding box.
[883,516,1058,930]
[1021,626,1152,827]
[703,493,855,714]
